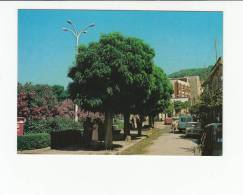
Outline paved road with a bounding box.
[144,122,198,156]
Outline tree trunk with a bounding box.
[104,112,113,149]
[149,115,154,128]
[124,112,131,140]
[137,120,142,136]
[149,115,152,128]
[152,116,155,128]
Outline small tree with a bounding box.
[173,101,184,114]
[165,101,174,117]
[199,86,222,126]
[52,85,68,102]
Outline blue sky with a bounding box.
[18,10,223,87]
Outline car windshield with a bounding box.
[181,117,186,122]
[180,116,192,122]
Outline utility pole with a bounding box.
[214,38,218,61]
[62,20,95,122]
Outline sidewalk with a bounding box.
[144,127,199,156]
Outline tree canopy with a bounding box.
[68,32,155,114]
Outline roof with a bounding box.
[202,57,223,86]
[209,57,223,78]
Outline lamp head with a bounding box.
[88,23,95,28]
[62,27,68,31]
[67,20,72,25]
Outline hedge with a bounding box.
[24,117,83,134]
[17,133,50,150]
[50,130,83,149]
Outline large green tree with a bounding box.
[67,32,155,148]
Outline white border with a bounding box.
[1,1,243,195]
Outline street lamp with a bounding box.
[63,19,95,50]
[63,20,95,122]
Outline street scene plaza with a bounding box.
[17,10,223,155]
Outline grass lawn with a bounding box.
[120,128,166,155]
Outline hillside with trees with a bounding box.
[168,65,213,81]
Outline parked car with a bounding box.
[185,122,202,137]
[164,117,172,125]
[200,123,222,156]
[178,114,193,132]
[171,117,179,132]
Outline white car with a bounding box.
[185,122,202,137]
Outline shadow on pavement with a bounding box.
[177,135,200,144]
[113,130,148,141]
[170,130,183,134]
[52,132,148,152]
[52,143,123,151]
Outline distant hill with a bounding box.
[168,65,213,81]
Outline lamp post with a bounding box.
[63,20,95,122]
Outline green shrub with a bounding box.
[17,133,50,150]
[114,119,124,130]
[25,117,83,134]
[51,117,83,131]
[24,119,53,133]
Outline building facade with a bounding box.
[170,75,202,105]
[188,76,202,105]
[201,57,223,124]
[170,78,191,100]
[205,57,223,91]
[169,78,191,115]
